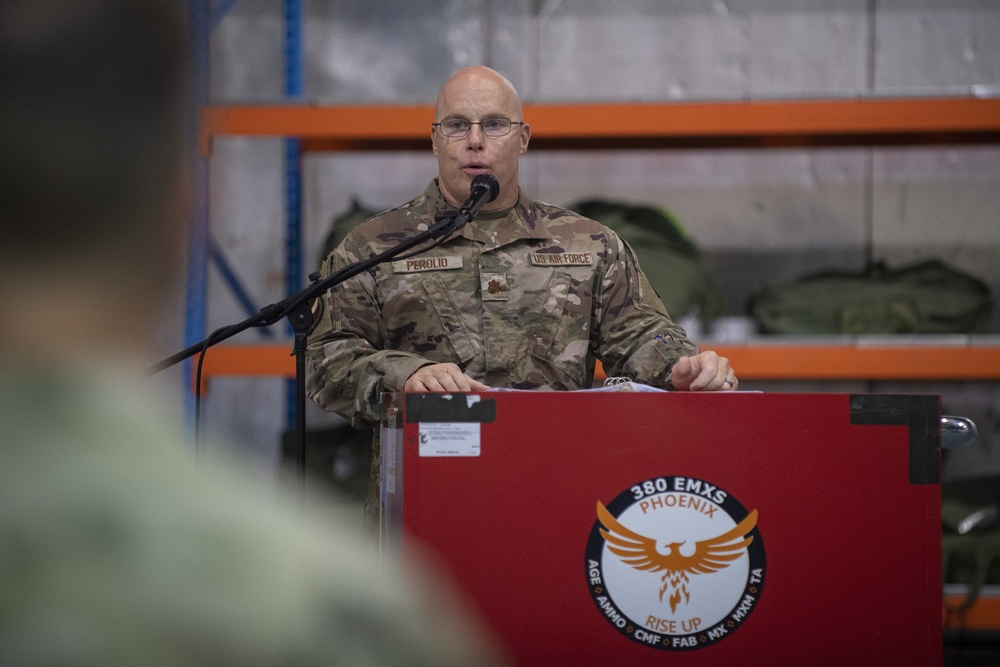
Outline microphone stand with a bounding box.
[148,210,470,480]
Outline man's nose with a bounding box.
[466,123,486,147]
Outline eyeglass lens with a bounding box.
[437,119,518,137]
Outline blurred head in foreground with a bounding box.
[0,2,507,664]
[0,0,188,364]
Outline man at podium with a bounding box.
[307,66,737,527]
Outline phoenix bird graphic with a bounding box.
[597,501,758,613]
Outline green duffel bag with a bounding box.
[319,198,381,264]
[569,199,726,322]
[749,260,994,334]
[942,475,1000,616]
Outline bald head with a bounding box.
[435,66,523,122]
[431,66,530,211]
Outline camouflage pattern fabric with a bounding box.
[0,367,505,666]
[306,181,699,522]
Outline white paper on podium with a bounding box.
[487,380,668,393]
[418,422,481,457]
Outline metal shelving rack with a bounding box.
[186,0,305,429]
[184,3,1000,638]
[185,3,1000,397]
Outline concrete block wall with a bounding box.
[182,0,999,478]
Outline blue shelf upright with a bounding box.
[185,0,305,436]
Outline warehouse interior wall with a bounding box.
[165,0,1000,482]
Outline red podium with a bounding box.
[381,390,942,666]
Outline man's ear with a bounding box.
[519,123,531,155]
[431,130,439,156]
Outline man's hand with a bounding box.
[670,352,738,392]
[404,363,491,392]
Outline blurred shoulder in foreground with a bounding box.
[0,1,506,664]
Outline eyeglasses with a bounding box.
[432,118,525,138]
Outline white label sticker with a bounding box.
[418,422,481,457]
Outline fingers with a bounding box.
[404,363,491,393]
[671,352,738,392]
[669,355,697,390]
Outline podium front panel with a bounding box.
[382,391,941,666]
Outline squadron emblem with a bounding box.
[585,476,765,651]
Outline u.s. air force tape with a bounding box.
[529,252,594,266]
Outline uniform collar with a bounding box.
[425,180,552,247]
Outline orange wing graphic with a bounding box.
[596,500,758,611]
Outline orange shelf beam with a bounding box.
[194,345,295,385]
[198,97,1000,154]
[944,592,1000,631]
[193,342,1000,391]
[706,344,1000,381]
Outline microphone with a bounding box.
[460,173,500,216]
[428,174,500,239]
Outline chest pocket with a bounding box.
[525,269,594,386]
[379,269,480,364]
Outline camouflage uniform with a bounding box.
[0,366,504,666]
[306,181,699,521]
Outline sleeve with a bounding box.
[305,234,432,428]
[593,232,700,389]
